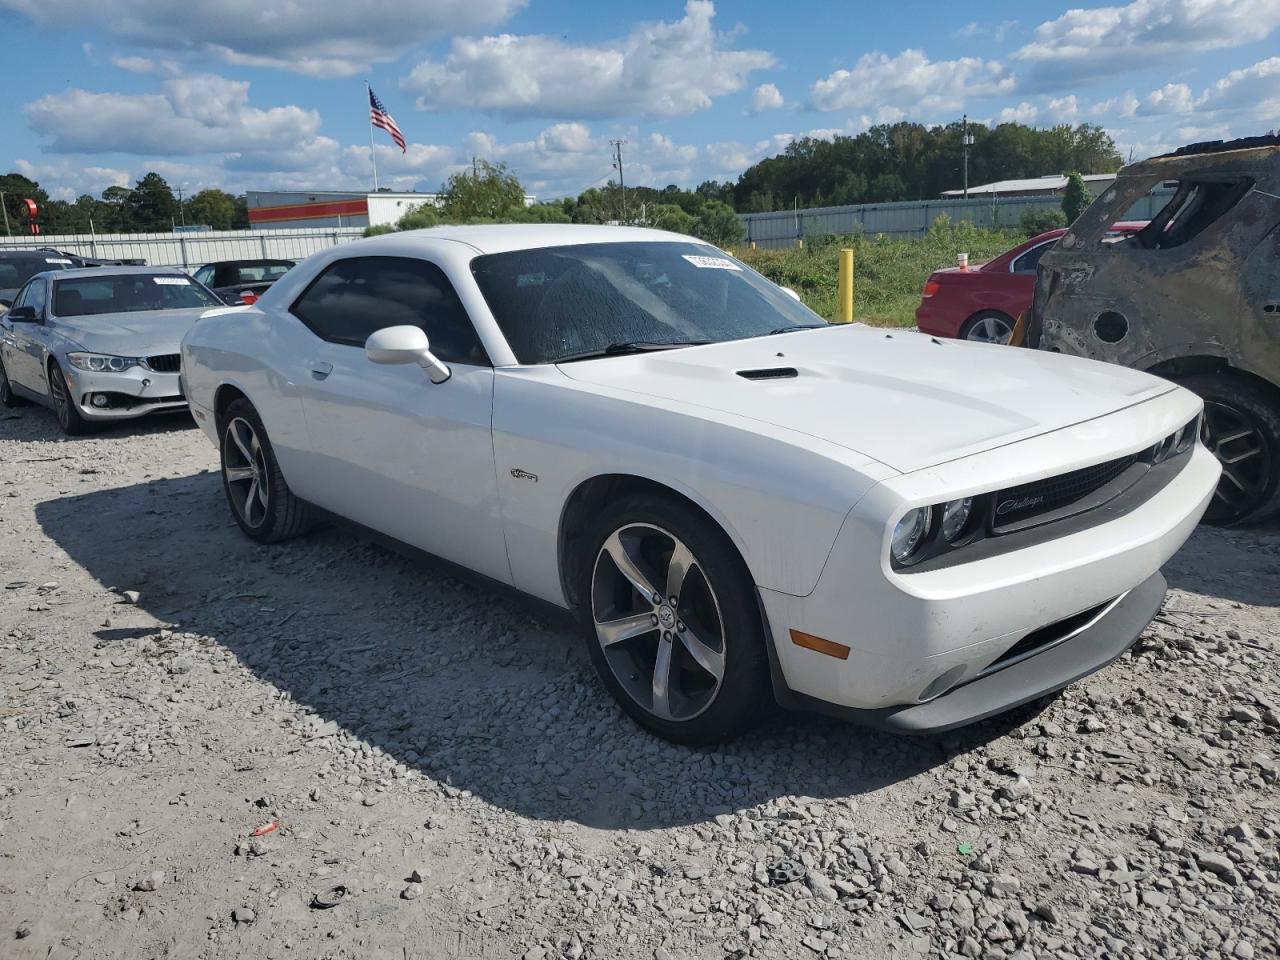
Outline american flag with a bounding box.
[368,87,406,153]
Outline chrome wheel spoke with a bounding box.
[664,541,695,604]
[596,611,655,647]
[603,532,662,602]
[651,638,674,721]
[224,464,255,483]
[680,624,724,681]
[231,420,254,463]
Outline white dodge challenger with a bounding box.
[181,225,1220,744]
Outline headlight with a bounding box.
[1175,414,1199,454]
[67,352,141,373]
[941,497,974,542]
[891,507,932,564]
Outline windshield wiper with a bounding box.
[765,324,823,336]
[556,339,712,363]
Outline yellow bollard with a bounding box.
[836,247,854,323]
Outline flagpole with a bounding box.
[366,81,379,192]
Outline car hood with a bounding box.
[555,325,1175,473]
[52,307,207,356]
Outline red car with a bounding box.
[916,224,1144,343]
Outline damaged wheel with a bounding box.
[1178,371,1280,525]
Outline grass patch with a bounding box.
[734,221,1021,327]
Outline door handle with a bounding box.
[310,361,333,380]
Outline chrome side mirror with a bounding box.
[365,325,451,384]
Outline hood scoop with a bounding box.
[736,366,798,381]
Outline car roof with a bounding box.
[0,249,71,260]
[49,265,188,280]
[352,223,705,256]
[202,259,294,267]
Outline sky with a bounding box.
[1,0,1278,202]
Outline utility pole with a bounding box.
[962,114,973,199]
[0,192,9,236]
[472,156,479,179]
[176,185,186,227]
[610,139,628,222]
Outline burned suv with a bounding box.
[1031,136,1280,524]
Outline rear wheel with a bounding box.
[1177,371,1280,524]
[0,355,27,407]
[578,493,771,745]
[960,311,1015,344]
[219,398,316,542]
[47,360,88,435]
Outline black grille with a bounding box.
[146,354,181,372]
[992,453,1138,531]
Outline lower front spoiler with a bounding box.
[779,571,1167,734]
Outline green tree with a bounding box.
[397,203,440,230]
[695,200,745,248]
[0,173,49,235]
[1061,172,1091,224]
[186,188,237,230]
[438,160,525,221]
[649,203,697,234]
[1019,207,1068,237]
[99,185,135,232]
[127,173,179,231]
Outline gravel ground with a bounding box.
[2,405,1278,960]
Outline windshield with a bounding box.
[470,241,826,364]
[53,274,220,316]
[0,257,72,289]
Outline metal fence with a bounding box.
[0,226,366,268]
[739,191,1175,249]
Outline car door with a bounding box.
[288,254,511,585]
[1,278,49,391]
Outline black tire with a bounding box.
[0,355,27,407]
[47,359,89,435]
[959,311,1015,344]
[576,493,771,745]
[219,397,316,543]
[1177,371,1280,525]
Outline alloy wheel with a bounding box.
[223,416,271,529]
[1200,400,1271,522]
[48,365,72,427]
[590,523,726,722]
[965,315,1013,344]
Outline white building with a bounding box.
[246,190,538,230]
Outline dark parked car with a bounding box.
[1032,134,1280,524]
[193,259,294,305]
[0,250,75,309]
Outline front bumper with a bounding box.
[760,392,1219,728]
[791,571,1165,732]
[63,364,187,420]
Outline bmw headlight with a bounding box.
[891,507,932,564]
[941,497,974,542]
[67,352,142,373]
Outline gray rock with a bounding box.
[401,882,423,900]
[1195,851,1234,875]
[233,907,256,924]
[133,870,165,892]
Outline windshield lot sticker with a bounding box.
[517,272,546,287]
[46,258,73,264]
[153,277,190,285]
[682,255,741,271]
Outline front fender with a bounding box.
[492,367,895,607]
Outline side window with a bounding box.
[194,265,214,285]
[1011,242,1051,274]
[1134,178,1254,250]
[9,281,34,311]
[27,279,47,317]
[290,256,487,365]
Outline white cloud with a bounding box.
[1198,56,1280,114]
[955,19,1018,42]
[1137,83,1197,116]
[0,0,524,77]
[110,55,155,73]
[12,159,132,201]
[749,83,784,114]
[401,1,775,119]
[25,74,322,155]
[1016,0,1280,87]
[997,101,1038,124]
[809,49,1014,115]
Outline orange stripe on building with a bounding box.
[248,198,369,223]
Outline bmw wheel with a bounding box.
[0,355,26,407]
[47,360,88,435]
[219,397,316,542]
[960,311,1015,345]
[580,493,770,745]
